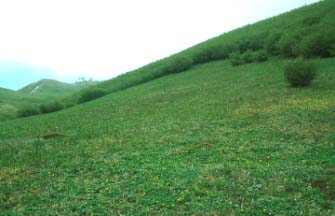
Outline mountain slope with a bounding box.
[1,0,335,214]
[60,0,335,107]
[19,79,91,100]
[0,79,96,120]
[1,58,334,214]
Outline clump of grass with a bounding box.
[284,57,317,87]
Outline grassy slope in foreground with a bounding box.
[1,58,334,215]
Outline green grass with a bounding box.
[1,1,335,214]
[1,58,334,215]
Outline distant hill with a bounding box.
[0,79,97,120]
[18,79,95,100]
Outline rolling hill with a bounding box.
[0,79,95,120]
[19,79,96,99]
[1,0,335,215]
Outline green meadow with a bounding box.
[1,0,335,215]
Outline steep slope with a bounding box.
[1,1,335,214]
[1,58,334,214]
[61,0,335,107]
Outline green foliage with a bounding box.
[241,50,255,63]
[192,48,213,64]
[232,49,268,66]
[299,26,335,58]
[39,101,64,114]
[229,51,243,66]
[78,88,108,104]
[278,33,300,58]
[254,49,269,62]
[166,56,193,73]
[17,106,40,118]
[263,31,282,55]
[330,44,335,57]
[284,58,317,87]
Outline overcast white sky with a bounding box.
[0,0,319,90]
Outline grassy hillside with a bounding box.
[1,58,334,215]
[95,0,334,93]
[0,87,47,121]
[19,79,95,100]
[0,79,95,120]
[59,0,335,108]
[1,0,335,215]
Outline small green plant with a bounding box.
[78,88,107,104]
[17,106,40,118]
[39,101,64,114]
[284,58,317,87]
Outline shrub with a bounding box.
[166,55,193,73]
[229,51,243,66]
[278,33,300,58]
[211,44,235,60]
[192,48,213,64]
[299,27,335,58]
[264,32,281,55]
[254,49,269,62]
[78,88,107,104]
[241,50,255,63]
[284,58,317,87]
[39,101,64,114]
[17,106,40,118]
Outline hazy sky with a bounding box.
[0,0,319,90]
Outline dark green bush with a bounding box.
[241,50,255,63]
[192,48,213,64]
[17,107,40,118]
[229,51,243,66]
[211,44,235,60]
[78,88,107,104]
[264,32,282,55]
[278,33,300,58]
[284,58,317,87]
[254,50,269,62]
[39,101,64,114]
[166,56,193,73]
[299,27,335,58]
